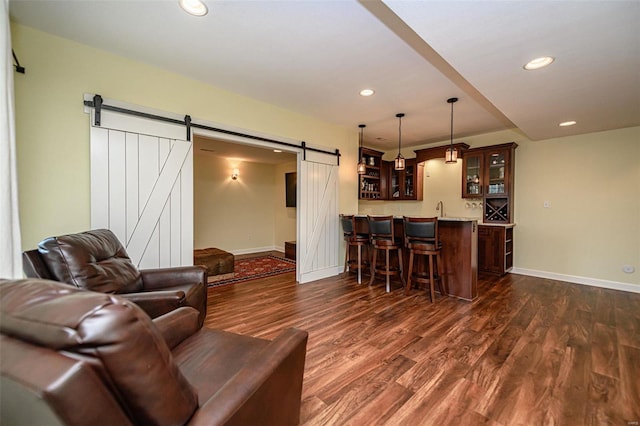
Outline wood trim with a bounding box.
[462,141,518,156]
[414,142,470,163]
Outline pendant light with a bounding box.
[394,113,405,170]
[445,97,458,164]
[357,124,367,175]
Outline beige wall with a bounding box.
[514,126,639,285]
[193,154,296,253]
[360,127,640,286]
[12,24,357,250]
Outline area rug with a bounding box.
[208,255,296,287]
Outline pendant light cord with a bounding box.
[396,113,405,155]
[450,101,454,148]
[447,97,458,154]
[398,116,402,155]
[357,124,366,174]
[359,125,363,159]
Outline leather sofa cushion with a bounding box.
[38,229,143,294]
[0,279,198,426]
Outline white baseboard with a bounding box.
[299,266,343,284]
[229,245,279,256]
[510,267,640,294]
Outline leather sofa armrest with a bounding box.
[187,328,309,426]
[118,291,184,319]
[152,307,201,349]
[140,266,207,291]
[22,250,54,280]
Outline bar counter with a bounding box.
[353,216,478,301]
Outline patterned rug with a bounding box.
[208,255,296,287]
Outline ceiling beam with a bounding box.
[359,0,516,130]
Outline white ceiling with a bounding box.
[9,0,640,153]
[194,134,296,164]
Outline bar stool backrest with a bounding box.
[368,215,394,241]
[340,214,355,236]
[403,216,439,246]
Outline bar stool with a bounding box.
[340,214,369,284]
[403,216,446,302]
[368,215,406,292]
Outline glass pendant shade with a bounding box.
[357,160,367,174]
[394,113,405,171]
[357,124,366,175]
[445,147,458,163]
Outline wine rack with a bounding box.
[484,199,509,222]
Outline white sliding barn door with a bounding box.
[89,109,193,269]
[297,154,340,283]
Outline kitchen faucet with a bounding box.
[436,200,444,217]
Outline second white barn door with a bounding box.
[89,108,193,269]
[297,153,340,283]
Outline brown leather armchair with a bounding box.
[22,229,208,326]
[0,278,308,426]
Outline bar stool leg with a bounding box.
[397,247,406,288]
[369,247,378,287]
[428,254,435,303]
[357,244,362,284]
[405,250,414,295]
[436,250,446,295]
[343,242,349,275]
[385,248,391,293]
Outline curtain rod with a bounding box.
[83,94,340,163]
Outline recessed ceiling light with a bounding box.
[359,89,375,97]
[559,120,577,127]
[523,56,555,70]
[179,0,208,16]
[273,149,282,153]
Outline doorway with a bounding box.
[192,134,298,259]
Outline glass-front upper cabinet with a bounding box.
[462,142,517,223]
[462,153,483,198]
[389,159,423,200]
[403,163,416,198]
[390,167,400,199]
[486,151,507,195]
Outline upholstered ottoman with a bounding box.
[193,248,234,278]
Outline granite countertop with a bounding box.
[477,222,516,227]
[354,215,518,226]
[355,215,479,222]
[437,217,478,222]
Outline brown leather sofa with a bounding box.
[0,278,308,426]
[22,228,208,326]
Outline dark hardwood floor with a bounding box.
[204,265,640,425]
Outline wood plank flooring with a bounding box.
[204,262,640,425]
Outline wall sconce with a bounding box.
[231,168,239,180]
